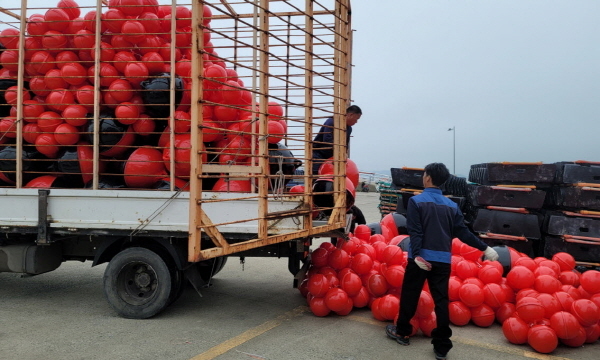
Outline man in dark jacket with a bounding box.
[385,163,498,360]
[312,105,362,175]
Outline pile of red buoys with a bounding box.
[299,213,600,354]
[499,253,600,353]
[0,1,292,189]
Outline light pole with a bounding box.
[448,126,455,174]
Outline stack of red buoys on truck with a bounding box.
[0,0,298,190]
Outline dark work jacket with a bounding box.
[406,187,487,264]
[312,117,353,161]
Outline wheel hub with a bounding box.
[116,262,159,306]
[135,270,152,288]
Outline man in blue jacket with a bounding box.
[311,105,362,175]
[385,163,498,360]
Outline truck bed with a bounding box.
[0,189,304,236]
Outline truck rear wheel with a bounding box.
[103,247,172,319]
[168,269,185,305]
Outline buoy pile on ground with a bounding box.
[0,0,292,189]
[299,213,600,354]
[498,251,600,353]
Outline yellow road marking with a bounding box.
[346,315,573,360]
[189,306,308,360]
[191,309,573,360]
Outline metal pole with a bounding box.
[453,126,456,174]
[448,126,455,174]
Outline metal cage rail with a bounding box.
[0,0,353,262]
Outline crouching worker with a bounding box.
[385,163,498,360]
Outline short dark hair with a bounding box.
[346,105,362,115]
[424,163,450,187]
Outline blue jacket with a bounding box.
[312,117,353,160]
[407,187,487,264]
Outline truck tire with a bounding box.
[196,256,228,281]
[103,247,172,319]
[168,269,185,306]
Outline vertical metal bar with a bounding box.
[189,0,205,262]
[304,0,314,230]
[283,14,291,147]
[250,3,259,193]
[257,0,270,240]
[15,0,27,188]
[169,0,177,190]
[92,0,103,189]
[37,189,50,245]
[346,1,353,112]
[233,17,238,70]
[331,0,345,225]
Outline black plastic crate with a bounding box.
[543,236,600,263]
[390,168,424,188]
[545,214,600,238]
[469,163,556,185]
[481,237,538,258]
[469,185,547,209]
[550,186,600,211]
[555,162,600,184]
[472,209,542,239]
[440,175,468,197]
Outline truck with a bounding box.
[0,0,355,318]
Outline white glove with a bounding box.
[484,247,499,261]
[414,256,432,271]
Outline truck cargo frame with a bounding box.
[0,0,354,318]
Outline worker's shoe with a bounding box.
[434,350,447,360]
[385,325,410,346]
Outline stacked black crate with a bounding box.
[543,162,600,266]
[377,181,400,218]
[468,162,556,257]
[390,167,468,216]
[390,167,425,216]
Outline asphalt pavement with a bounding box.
[0,193,598,360]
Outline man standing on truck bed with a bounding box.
[385,162,499,360]
[311,105,362,176]
[311,105,364,240]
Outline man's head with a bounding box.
[423,163,450,188]
[345,105,362,126]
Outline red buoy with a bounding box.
[62,105,88,127]
[42,30,68,50]
[124,62,149,85]
[57,0,81,20]
[580,270,600,295]
[37,111,64,132]
[35,134,60,158]
[124,147,167,188]
[108,79,134,102]
[45,9,70,32]
[61,63,87,86]
[54,123,80,145]
[550,311,581,340]
[23,123,41,144]
[122,20,146,44]
[448,301,471,326]
[528,325,558,354]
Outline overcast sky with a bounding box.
[350,1,600,176]
[2,1,599,177]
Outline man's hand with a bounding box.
[484,247,499,261]
[415,256,432,271]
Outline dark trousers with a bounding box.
[397,259,453,355]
